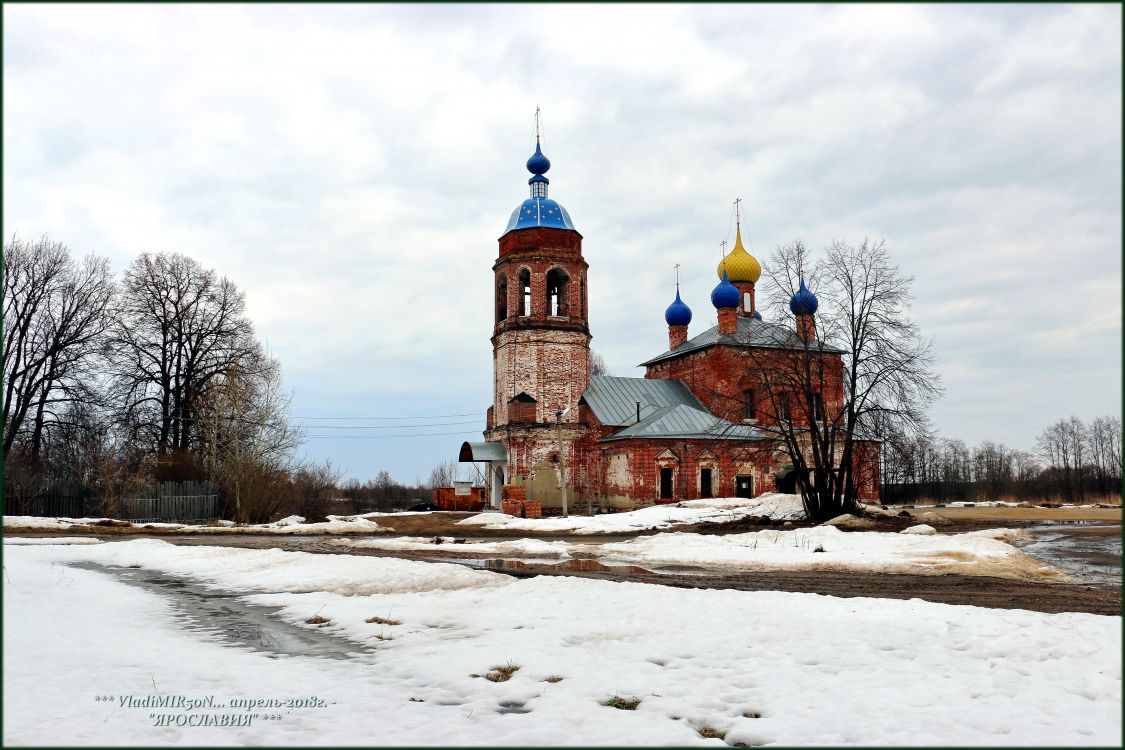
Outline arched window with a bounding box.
[497,275,508,322]
[743,389,756,420]
[546,268,569,317]
[518,269,531,317]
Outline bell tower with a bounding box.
[485,121,590,508]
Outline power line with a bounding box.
[293,420,482,429]
[292,412,481,420]
[305,430,483,439]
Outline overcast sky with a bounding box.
[4,3,1121,483]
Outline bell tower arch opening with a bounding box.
[518,268,531,317]
[546,267,570,317]
[497,275,508,322]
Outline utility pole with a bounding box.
[556,408,570,517]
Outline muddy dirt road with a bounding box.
[6,506,1119,616]
[28,532,1117,616]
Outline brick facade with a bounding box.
[472,160,879,512]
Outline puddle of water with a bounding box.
[71,562,376,661]
[1019,525,1121,588]
[1029,520,1111,527]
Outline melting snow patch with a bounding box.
[1,541,1119,746]
[456,493,806,533]
[901,524,938,535]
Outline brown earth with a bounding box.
[6,506,1119,617]
[11,532,1115,617]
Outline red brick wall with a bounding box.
[669,324,688,350]
[594,438,783,505]
[645,345,845,428]
[431,487,488,512]
[507,398,537,424]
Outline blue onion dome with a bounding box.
[526,140,551,175]
[503,139,578,235]
[665,289,693,326]
[789,278,819,315]
[752,310,762,321]
[711,271,740,309]
[505,198,576,232]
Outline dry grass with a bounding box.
[908,494,1120,508]
[127,563,142,568]
[366,615,401,626]
[483,662,520,683]
[742,711,762,719]
[374,633,394,641]
[305,614,331,625]
[543,676,564,683]
[697,727,726,740]
[601,695,641,710]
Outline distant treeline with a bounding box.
[339,471,431,513]
[882,415,1121,504]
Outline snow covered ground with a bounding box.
[331,526,1062,581]
[456,494,806,533]
[1,513,389,535]
[3,539,1119,746]
[593,526,1067,580]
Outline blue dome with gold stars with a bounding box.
[789,278,818,315]
[505,198,577,233]
[665,289,692,326]
[503,139,578,235]
[711,271,740,309]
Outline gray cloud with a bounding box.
[4,3,1120,481]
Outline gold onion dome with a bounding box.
[716,225,762,283]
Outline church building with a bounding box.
[458,134,880,511]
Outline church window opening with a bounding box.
[659,468,674,499]
[497,276,508,322]
[814,394,825,422]
[777,393,790,422]
[735,475,753,498]
[518,269,531,316]
[546,268,569,317]
[743,389,756,420]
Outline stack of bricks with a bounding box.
[501,485,527,517]
[497,485,544,518]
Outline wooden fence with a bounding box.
[4,479,219,523]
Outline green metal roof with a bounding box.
[580,376,705,427]
[640,316,844,367]
[599,403,766,443]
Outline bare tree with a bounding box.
[290,460,342,522]
[1086,415,1121,487]
[110,252,258,458]
[194,353,303,523]
[747,238,941,521]
[3,235,116,462]
[1036,416,1089,500]
[589,350,610,376]
[427,457,459,488]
